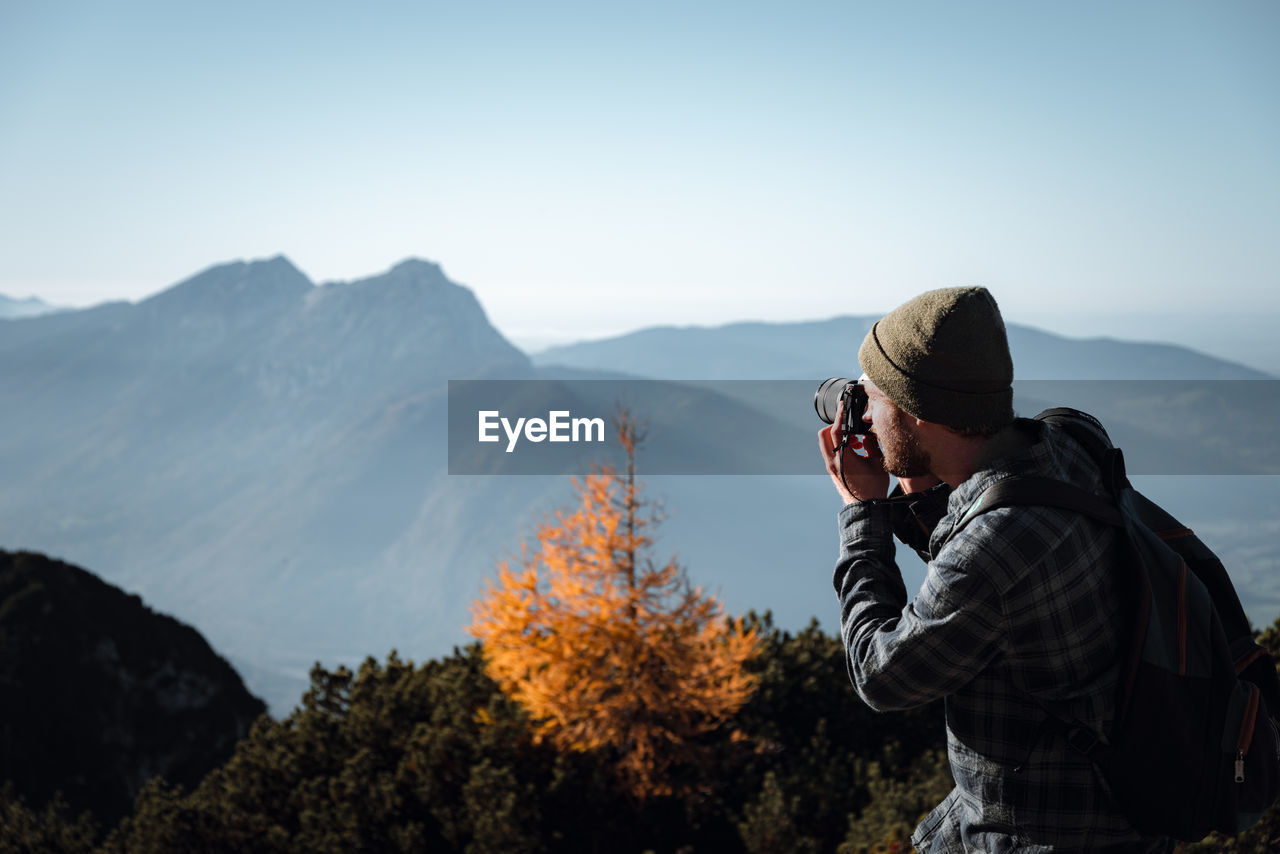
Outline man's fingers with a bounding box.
[818,424,836,457]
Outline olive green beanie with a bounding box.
[857,286,1014,431]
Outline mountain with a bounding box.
[2,259,1277,717]
[532,316,1274,380]
[0,549,265,824]
[0,256,540,713]
[0,293,61,319]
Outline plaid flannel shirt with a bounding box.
[834,419,1171,853]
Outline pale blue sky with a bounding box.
[2,1,1277,365]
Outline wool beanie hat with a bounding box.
[857,286,1014,431]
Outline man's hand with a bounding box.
[818,398,889,504]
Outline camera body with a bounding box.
[814,377,870,444]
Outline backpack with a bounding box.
[951,407,1280,841]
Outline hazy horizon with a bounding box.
[4,256,1278,377]
[2,1,1276,369]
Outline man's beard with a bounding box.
[876,407,933,478]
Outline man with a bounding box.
[817,287,1170,852]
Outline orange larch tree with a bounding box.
[469,411,759,799]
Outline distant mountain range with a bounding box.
[0,292,61,319]
[2,256,1276,714]
[533,317,1275,381]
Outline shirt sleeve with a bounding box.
[834,499,1006,712]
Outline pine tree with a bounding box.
[469,410,759,799]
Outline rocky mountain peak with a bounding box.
[387,257,448,280]
[140,256,314,321]
[299,258,526,372]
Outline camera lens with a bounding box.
[814,377,870,435]
[814,377,852,425]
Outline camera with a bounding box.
[814,378,870,442]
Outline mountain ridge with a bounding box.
[533,315,1274,381]
[0,292,62,319]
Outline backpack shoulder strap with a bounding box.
[951,475,1124,542]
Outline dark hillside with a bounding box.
[0,550,266,824]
